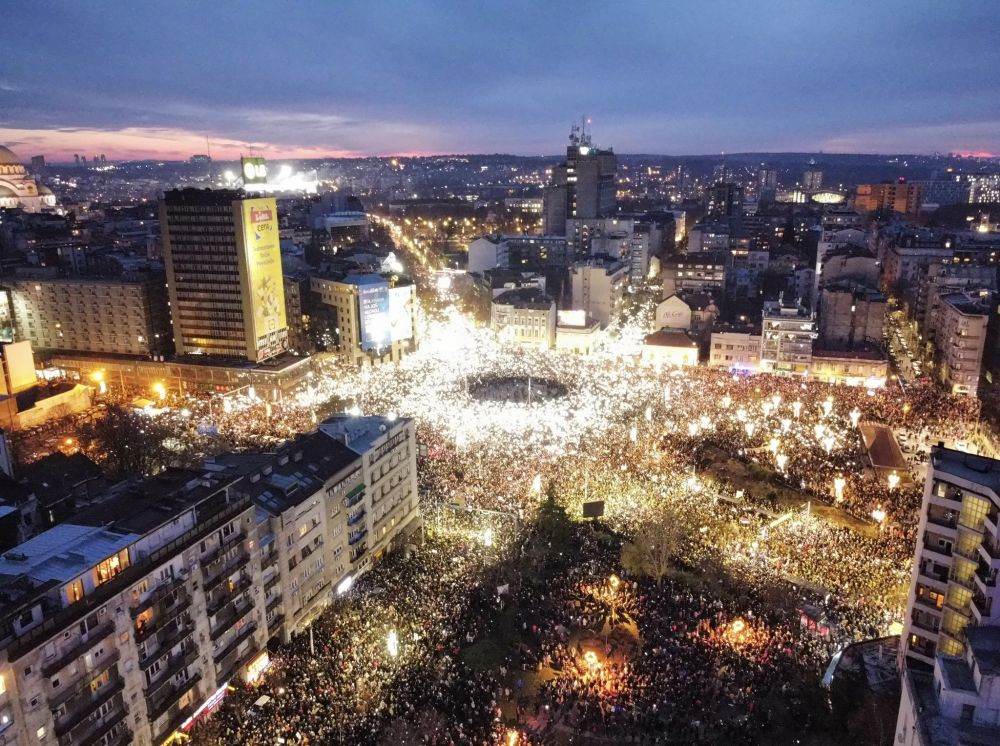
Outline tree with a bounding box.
[621,505,689,585]
[77,404,177,479]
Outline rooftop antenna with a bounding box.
[580,116,592,147]
[206,136,212,160]
[569,122,580,147]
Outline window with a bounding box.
[36,727,45,739]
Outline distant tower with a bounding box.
[541,122,617,235]
[803,168,823,191]
[74,154,80,166]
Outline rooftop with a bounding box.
[931,446,1000,495]
[644,329,698,348]
[493,287,554,310]
[967,625,1000,677]
[320,414,408,456]
[68,468,217,535]
[0,524,138,584]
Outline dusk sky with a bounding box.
[2,0,999,161]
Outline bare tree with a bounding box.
[76,404,176,478]
[621,505,689,586]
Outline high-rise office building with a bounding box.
[803,169,823,191]
[706,182,743,218]
[542,125,617,235]
[160,189,288,362]
[757,167,778,202]
[899,446,1000,670]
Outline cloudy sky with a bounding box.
[2,0,998,161]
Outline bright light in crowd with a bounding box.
[481,528,494,547]
[850,408,861,428]
[833,476,846,501]
[386,629,399,658]
[872,506,887,524]
[888,471,900,490]
[336,576,354,595]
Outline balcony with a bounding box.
[43,620,115,678]
[215,640,262,685]
[147,672,201,723]
[910,614,939,634]
[53,676,125,739]
[153,701,197,746]
[347,509,366,527]
[972,588,994,618]
[343,485,365,509]
[129,575,188,619]
[927,513,958,531]
[144,647,199,701]
[948,571,976,593]
[348,528,367,546]
[919,563,949,585]
[210,598,255,642]
[206,575,252,617]
[49,650,121,711]
[203,549,250,593]
[213,622,258,666]
[138,618,195,663]
[908,635,936,659]
[74,714,130,746]
[201,528,246,567]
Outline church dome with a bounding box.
[0,184,16,197]
[0,146,22,166]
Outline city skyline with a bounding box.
[3,1,999,161]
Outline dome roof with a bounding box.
[0,146,21,165]
[0,184,16,198]
[37,184,53,195]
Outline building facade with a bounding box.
[160,189,288,363]
[570,258,628,328]
[0,413,420,746]
[899,447,1000,669]
[759,299,816,376]
[542,130,617,235]
[490,288,556,350]
[5,278,171,357]
[310,274,417,368]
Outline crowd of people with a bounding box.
[102,286,987,743]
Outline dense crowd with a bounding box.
[130,293,986,743]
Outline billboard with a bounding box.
[239,198,287,359]
[241,156,268,185]
[358,282,413,351]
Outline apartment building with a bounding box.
[895,625,1000,744]
[0,413,420,746]
[935,293,990,397]
[708,326,762,372]
[490,288,556,350]
[318,415,420,571]
[0,468,267,746]
[899,447,1000,669]
[5,277,171,357]
[661,252,727,299]
[759,299,816,376]
[570,257,628,328]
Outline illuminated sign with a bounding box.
[241,156,268,185]
[240,198,287,361]
[357,282,413,352]
[244,651,271,684]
